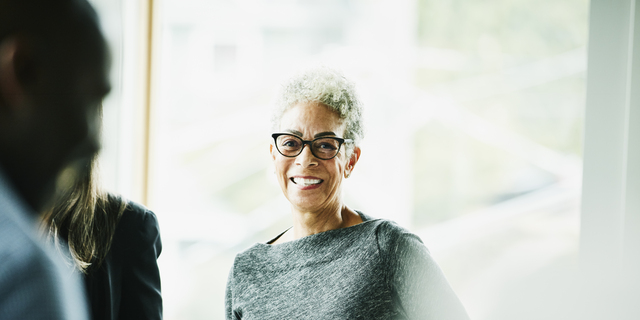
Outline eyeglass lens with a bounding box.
[275,135,341,159]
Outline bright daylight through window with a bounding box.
[93,0,589,319]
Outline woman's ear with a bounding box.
[345,146,361,178]
[270,143,276,161]
[0,37,28,111]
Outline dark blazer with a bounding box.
[83,200,163,320]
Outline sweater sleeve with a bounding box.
[225,263,239,320]
[380,222,470,320]
[118,206,163,320]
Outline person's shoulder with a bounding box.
[0,212,54,275]
[0,210,87,318]
[357,212,426,253]
[358,211,414,237]
[377,219,416,240]
[113,196,159,231]
[0,199,52,270]
[232,242,268,265]
[110,195,161,253]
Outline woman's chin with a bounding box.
[288,196,326,213]
[290,201,319,212]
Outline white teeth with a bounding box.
[292,178,323,186]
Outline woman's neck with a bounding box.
[284,204,362,241]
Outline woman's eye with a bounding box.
[318,142,337,150]
[282,139,300,148]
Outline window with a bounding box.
[95,0,590,319]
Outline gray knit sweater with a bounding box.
[225,212,469,320]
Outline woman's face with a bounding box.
[271,102,358,213]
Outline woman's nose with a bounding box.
[295,144,318,167]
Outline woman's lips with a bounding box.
[290,176,324,189]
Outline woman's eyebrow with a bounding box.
[284,129,303,136]
[282,130,337,138]
[314,131,337,138]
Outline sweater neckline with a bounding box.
[261,210,374,247]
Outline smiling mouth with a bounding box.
[290,177,323,186]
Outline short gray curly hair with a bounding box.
[271,67,364,146]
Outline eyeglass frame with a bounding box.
[271,133,353,160]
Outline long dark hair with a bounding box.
[43,156,127,273]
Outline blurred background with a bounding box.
[89,0,589,319]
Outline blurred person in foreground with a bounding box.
[0,0,110,318]
[225,67,470,320]
[43,155,163,320]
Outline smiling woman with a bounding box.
[224,67,470,320]
[270,101,359,222]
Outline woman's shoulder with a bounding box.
[358,211,414,237]
[357,211,427,253]
[109,195,161,251]
[111,196,158,228]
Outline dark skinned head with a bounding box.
[0,0,111,212]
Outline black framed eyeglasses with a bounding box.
[272,133,353,160]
